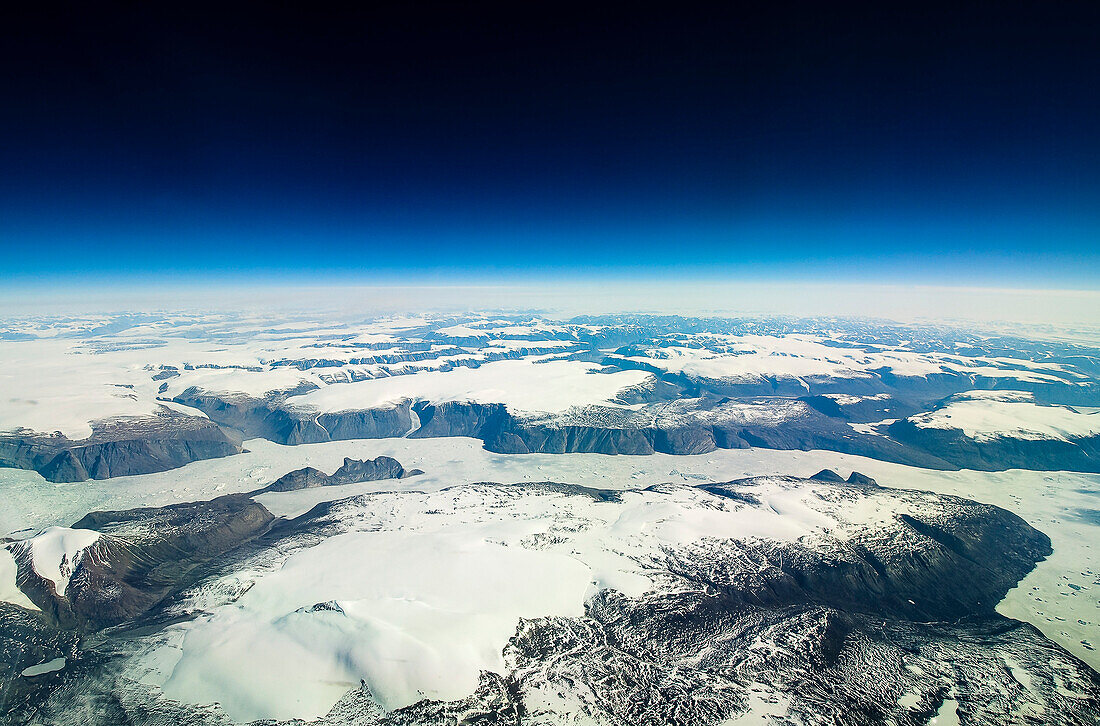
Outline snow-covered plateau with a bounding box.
[1,311,1099,725]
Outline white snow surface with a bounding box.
[155,532,591,719]
[0,315,621,437]
[908,390,1100,442]
[2,432,1098,676]
[17,527,101,597]
[286,358,652,414]
[0,436,876,538]
[1,313,1087,439]
[145,476,889,722]
[0,547,37,610]
[0,432,1095,711]
[2,312,1099,720]
[617,334,1077,384]
[0,338,177,439]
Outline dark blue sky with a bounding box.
[2,3,1099,287]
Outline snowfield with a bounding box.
[23,526,101,597]
[285,358,652,414]
[0,526,100,606]
[0,338,204,439]
[908,390,1100,441]
[143,476,921,721]
[1,311,1093,441]
[613,333,1080,384]
[150,532,593,719]
[0,546,38,610]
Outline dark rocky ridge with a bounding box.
[172,390,953,465]
[6,324,1100,483]
[259,455,423,493]
[683,480,1047,622]
[170,385,1100,474]
[3,474,1097,724]
[476,398,955,469]
[2,455,422,635]
[9,375,1085,483]
[169,387,414,445]
[493,597,1097,725]
[0,412,241,483]
[888,417,1100,472]
[66,494,273,631]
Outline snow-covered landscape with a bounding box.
[2,310,1099,724]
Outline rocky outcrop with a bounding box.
[496,597,1098,726]
[165,384,1100,474]
[887,418,1100,472]
[0,413,241,483]
[7,312,1100,484]
[53,495,276,630]
[479,398,955,468]
[260,456,422,493]
[170,388,415,444]
[370,478,1091,725]
[2,452,423,632]
[316,404,416,442]
[409,400,510,438]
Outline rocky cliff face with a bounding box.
[888,418,1100,472]
[480,398,956,469]
[0,413,241,483]
[67,495,273,630]
[0,371,1031,488]
[0,491,277,713]
[170,391,941,466]
[169,385,1100,474]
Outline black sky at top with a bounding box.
[2,2,1099,234]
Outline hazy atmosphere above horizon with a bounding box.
[2,3,1099,291]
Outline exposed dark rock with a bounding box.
[478,398,954,469]
[846,471,877,486]
[169,380,1100,473]
[410,400,509,438]
[59,494,275,630]
[316,405,414,442]
[801,393,921,423]
[498,596,1099,726]
[0,413,241,483]
[0,605,81,718]
[260,456,422,493]
[800,394,848,419]
[4,475,1094,725]
[888,418,1100,472]
[298,600,345,615]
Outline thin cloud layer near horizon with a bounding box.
[3,281,1098,332]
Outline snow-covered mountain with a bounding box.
[2,311,1099,724]
[4,468,1098,724]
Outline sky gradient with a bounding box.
[2,3,1099,288]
